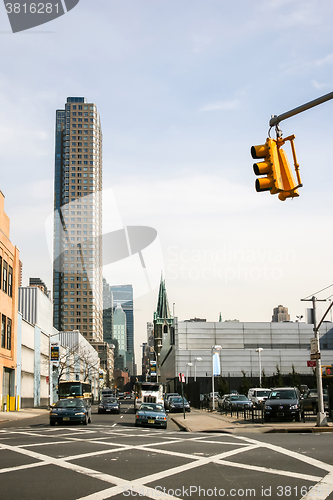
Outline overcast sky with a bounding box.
[1,0,333,365]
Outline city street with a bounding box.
[1,402,333,499]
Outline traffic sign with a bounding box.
[307,360,316,367]
[311,353,321,360]
[310,338,317,354]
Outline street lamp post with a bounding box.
[212,345,222,411]
[194,357,202,382]
[186,363,193,384]
[255,348,263,387]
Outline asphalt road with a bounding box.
[1,400,333,500]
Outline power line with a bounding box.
[302,283,333,301]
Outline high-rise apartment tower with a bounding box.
[53,97,103,341]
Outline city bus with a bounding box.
[58,381,92,404]
[134,382,164,411]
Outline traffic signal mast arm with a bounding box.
[252,90,333,201]
[269,90,333,128]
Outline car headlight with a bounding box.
[75,412,85,416]
[290,404,299,410]
[265,405,272,410]
[50,410,57,414]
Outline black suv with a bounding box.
[264,387,301,422]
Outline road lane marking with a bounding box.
[231,434,333,473]
[0,425,332,500]
[216,459,323,482]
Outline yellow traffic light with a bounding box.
[251,138,283,194]
[251,135,302,201]
[322,365,333,378]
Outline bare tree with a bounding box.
[54,342,100,386]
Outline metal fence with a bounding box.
[216,404,328,424]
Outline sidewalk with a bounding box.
[171,408,333,434]
[0,408,49,424]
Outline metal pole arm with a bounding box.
[269,91,333,127]
[316,300,333,331]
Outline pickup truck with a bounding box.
[301,388,329,414]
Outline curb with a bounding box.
[171,417,191,432]
[265,426,333,433]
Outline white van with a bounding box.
[247,388,271,407]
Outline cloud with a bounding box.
[312,80,328,89]
[199,99,241,112]
[315,53,333,67]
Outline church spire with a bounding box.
[155,275,172,321]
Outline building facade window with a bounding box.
[2,261,7,293]
[1,315,6,348]
[6,318,11,350]
[8,266,13,298]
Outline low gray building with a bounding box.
[160,320,333,392]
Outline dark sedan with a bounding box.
[168,396,191,413]
[223,395,253,410]
[98,398,120,413]
[264,387,301,422]
[50,398,91,426]
[98,397,120,414]
[135,403,167,429]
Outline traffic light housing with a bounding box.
[251,135,302,201]
[322,365,333,378]
[251,138,283,195]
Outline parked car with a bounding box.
[264,387,301,422]
[247,388,272,407]
[135,402,167,429]
[300,388,329,414]
[168,396,191,412]
[164,393,180,410]
[223,394,253,410]
[50,398,92,426]
[217,394,230,409]
[98,397,120,414]
[117,392,125,400]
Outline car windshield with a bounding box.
[232,395,248,401]
[56,399,85,408]
[171,398,187,403]
[140,404,164,412]
[256,390,271,397]
[269,390,296,400]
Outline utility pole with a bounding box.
[301,295,333,426]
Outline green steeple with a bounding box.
[219,312,222,322]
[154,275,173,324]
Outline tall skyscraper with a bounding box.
[110,284,134,352]
[113,303,127,351]
[103,278,113,344]
[53,97,103,341]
